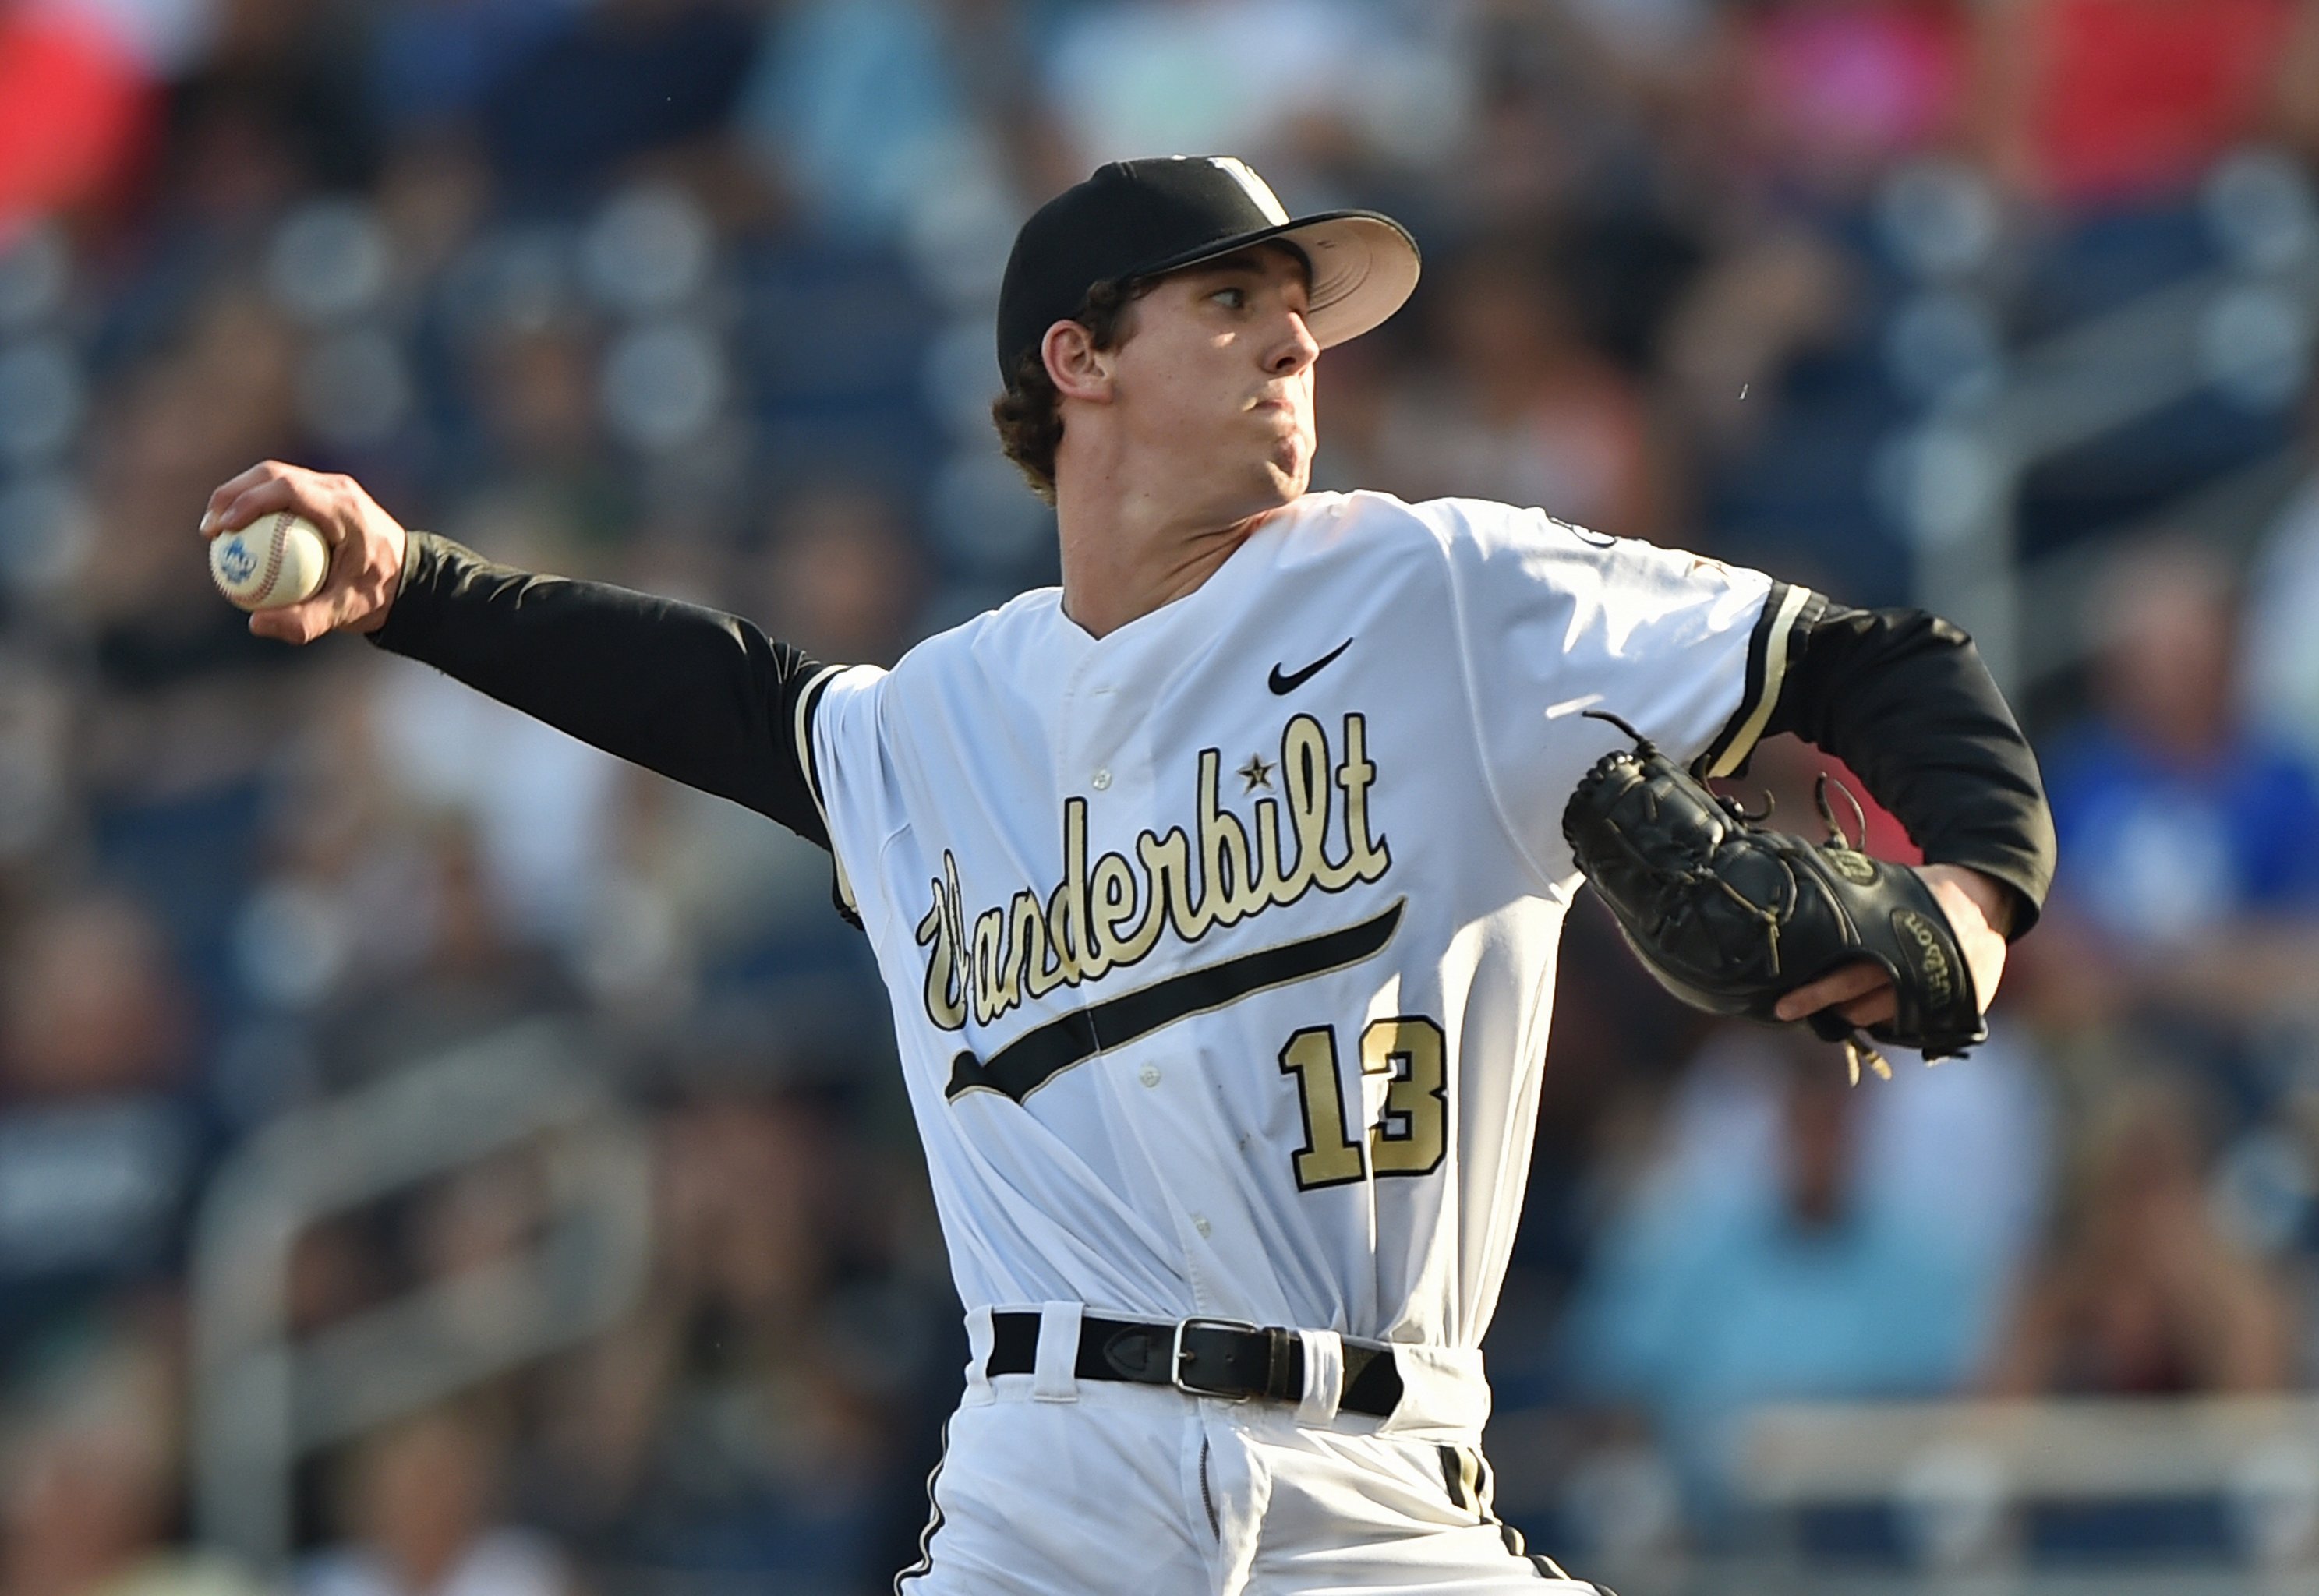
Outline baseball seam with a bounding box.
[259,511,288,603]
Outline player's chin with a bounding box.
[1257,434,1313,494]
[1252,454,1310,506]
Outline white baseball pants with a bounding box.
[893,1311,1607,1595]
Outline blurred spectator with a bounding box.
[0,1,169,244]
[1975,0,2307,210]
[77,291,299,643]
[222,665,438,1024]
[1041,0,1468,184]
[1376,242,1662,537]
[232,669,587,1080]
[590,762,847,1013]
[65,291,308,970]
[1,1335,260,1596]
[1565,1026,2012,1515]
[161,0,375,208]
[520,1086,900,1584]
[374,136,492,292]
[1451,5,1646,228]
[446,323,625,539]
[1985,1075,2295,1393]
[737,0,1049,245]
[364,0,578,142]
[366,655,625,955]
[753,484,928,669]
[0,654,74,867]
[315,818,582,1078]
[2240,400,2319,766]
[2282,0,2319,157]
[0,895,204,1354]
[302,1408,567,1596]
[1618,1022,2051,1292]
[1557,0,1717,94]
[478,0,757,212]
[1657,226,1857,457]
[2028,538,2319,1031]
[1708,0,1973,204]
[0,892,190,1097]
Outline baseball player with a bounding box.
[202,157,2055,1594]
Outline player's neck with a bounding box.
[1053,482,1279,640]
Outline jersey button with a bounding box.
[1193,1214,1212,1238]
[1091,768,1112,791]
[1138,1065,1161,1088]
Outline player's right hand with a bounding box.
[200,461,409,644]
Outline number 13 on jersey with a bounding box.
[1278,1016,1448,1189]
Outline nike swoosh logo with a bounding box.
[946,900,1404,1103]
[1268,637,1353,695]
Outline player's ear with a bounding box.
[1044,320,1114,403]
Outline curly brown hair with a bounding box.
[989,276,1153,504]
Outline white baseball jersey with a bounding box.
[801,489,1797,1353]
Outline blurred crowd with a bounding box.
[5,0,2319,1590]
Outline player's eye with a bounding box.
[1211,286,1248,310]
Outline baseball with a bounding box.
[209,510,331,610]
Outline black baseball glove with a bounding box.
[1561,711,1985,1079]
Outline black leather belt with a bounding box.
[986,1312,1404,1418]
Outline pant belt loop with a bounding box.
[1032,1301,1083,1401]
[1294,1328,1345,1423]
[963,1305,996,1405]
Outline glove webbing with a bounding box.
[1594,814,1790,978]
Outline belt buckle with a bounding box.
[1170,1316,1260,1399]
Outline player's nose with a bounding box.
[1265,308,1320,376]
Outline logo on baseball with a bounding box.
[210,510,330,611]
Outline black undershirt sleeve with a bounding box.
[368,531,836,848]
[1748,591,2057,937]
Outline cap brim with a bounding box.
[1134,210,1420,349]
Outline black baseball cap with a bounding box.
[995,155,1421,383]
